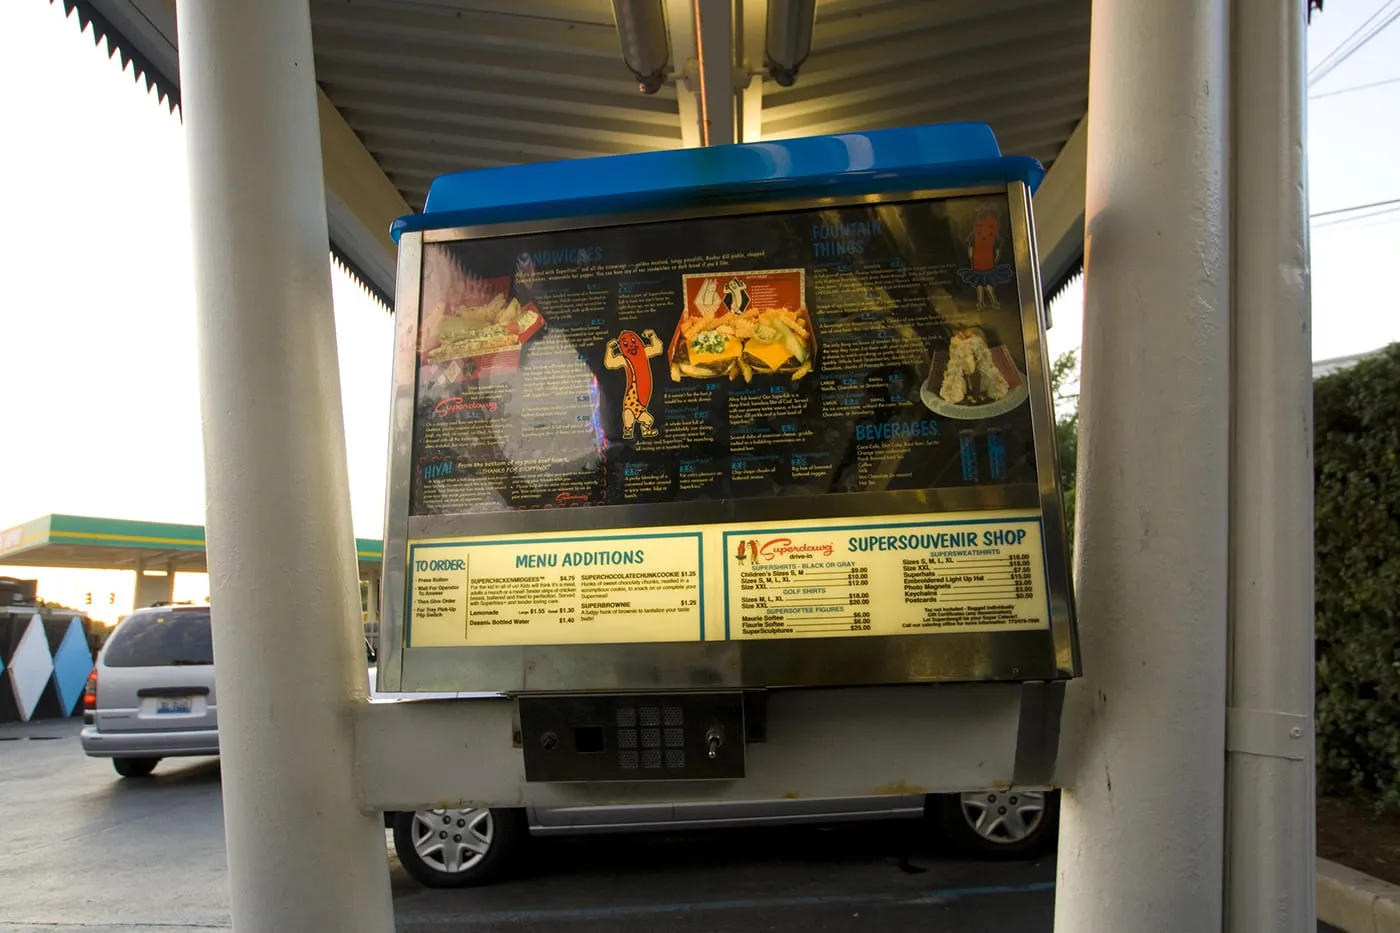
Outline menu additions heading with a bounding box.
[407,533,704,647]
[409,195,1035,518]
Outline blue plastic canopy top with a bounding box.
[391,122,1044,241]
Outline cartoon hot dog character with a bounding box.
[604,328,665,439]
[956,207,1015,310]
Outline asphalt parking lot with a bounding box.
[0,718,1336,933]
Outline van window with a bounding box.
[103,610,214,667]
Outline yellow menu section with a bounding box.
[407,532,704,647]
[722,512,1050,640]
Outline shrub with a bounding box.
[1050,350,1079,552]
[1314,344,1400,809]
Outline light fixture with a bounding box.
[612,0,671,94]
[765,0,815,88]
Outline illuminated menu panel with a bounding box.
[405,193,1054,648]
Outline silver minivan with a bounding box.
[78,611,1057,883]
[79,604,219,777]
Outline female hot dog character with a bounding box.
[957,208,1015,310]
[604,329,664,439]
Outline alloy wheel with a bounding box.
[958,789,1045,844]
[408,808,494,873]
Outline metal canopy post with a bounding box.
[132,557,175,609]
[1054,0,1230,928]
[174,0,395,928]
[1225,0,1315,928]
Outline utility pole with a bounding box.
[175,1,395,928]
[1054,0,1231,928]
[1226,0,1315,928]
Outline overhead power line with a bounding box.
[1311,199,1400,231]
[1309,0,1399,81]
[1309,0,1400,87]
[1313,209,1400,232]
[1310,74,1400,99]
[1310,196,1400,220]
[1313,212,1400,234]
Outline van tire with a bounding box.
[113,757,159,778]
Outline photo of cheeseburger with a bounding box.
[668,270,815,383]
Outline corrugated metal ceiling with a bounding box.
[54,0,1092,293]
[763,0,1089,160]
[311,0,690,209]
[308,0,1089,210]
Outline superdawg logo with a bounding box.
[432,397,499,419]
[735,537,835,562]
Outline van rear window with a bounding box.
[104,610,213,667]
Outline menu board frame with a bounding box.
[377,181,1078,694]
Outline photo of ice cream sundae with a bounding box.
[920,327,1029,419]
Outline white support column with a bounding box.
[664,0,704,147]
[365,573,381,626]
[667,0,738,147]
[132,558,175,609]
[174,1,395,930]
[738,0,766,142]
[694,0,737,145]
[1225,0,1315,929]
[1054,0,1230,929]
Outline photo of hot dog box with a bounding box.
[667,269,816,383]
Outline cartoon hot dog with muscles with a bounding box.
[604,329,665,439]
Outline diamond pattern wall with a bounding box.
[0,611,94,724]
[52,618,94,715]
[8,616,54,722]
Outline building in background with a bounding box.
[1,578,95,724]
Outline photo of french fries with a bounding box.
[667,270,815,384]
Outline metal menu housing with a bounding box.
[381,178,1078,694]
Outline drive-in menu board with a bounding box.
[406,194,1054,647]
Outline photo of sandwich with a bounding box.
[920,327,1029,419]
[668,270,816,383]
[427,294,543,364]
[417,255,547,380]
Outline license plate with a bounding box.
[156,697,193,715]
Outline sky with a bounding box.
[0,0,1397,619]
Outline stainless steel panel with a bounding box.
[376,231,422,693]
[383,186,1080,694]
[1008,181,1080,676]
[519,693,745,782]
[1011,680,1065,787]
[406,484,1040,539]
[398,628,1060,694]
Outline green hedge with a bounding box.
[1050,351,1079,553]
[1315,344,1400,809]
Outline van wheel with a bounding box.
[113,757,159,778]
[392,808,525,888]
[935,789,1059,859]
